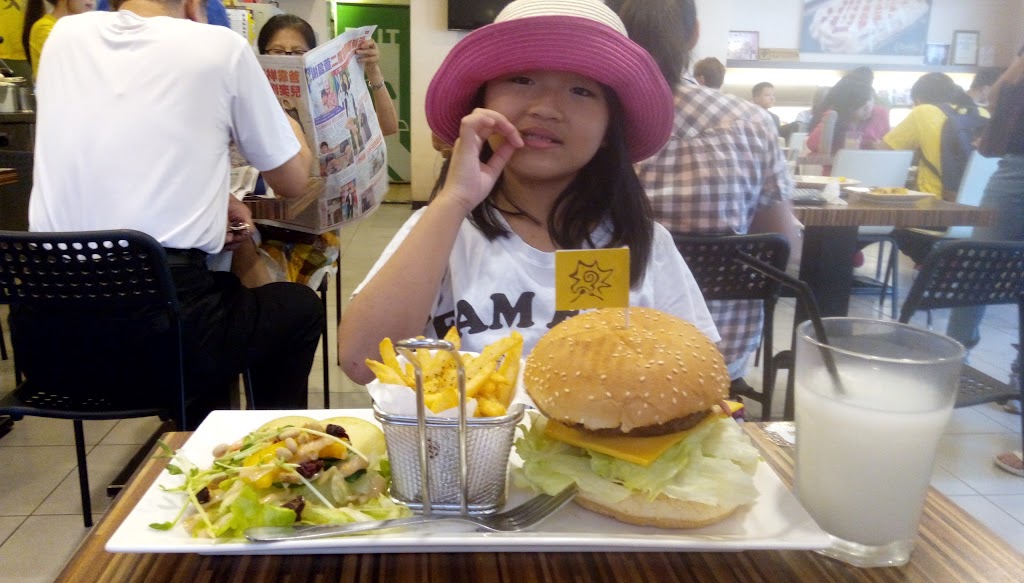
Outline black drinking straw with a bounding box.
[735,251,846,395]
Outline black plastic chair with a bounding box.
[0,230,193,527]
[672,234,791,420]
[898,241,1024,439]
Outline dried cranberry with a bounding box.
[195,487,210,504]
[296,459,325,479]
[325,424,349,440]
[281,496,305,521]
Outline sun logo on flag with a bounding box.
[569,260,615,302]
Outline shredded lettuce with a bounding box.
[514,412,759,509]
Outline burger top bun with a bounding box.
[524,307,729,434]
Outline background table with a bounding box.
[55,424,1024,583]
[793,198,994,319]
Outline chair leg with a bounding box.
[242,369,255,409]
[335,264,342,366]
[881,242,900,319]
[874,240,886,281]
[0,415,13,440]
[335,263,342,327]
[319,276,330,408]
[760,305,776,421]
[73,420,93,528]
[0,318,7,360]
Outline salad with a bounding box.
[151,415,410,538]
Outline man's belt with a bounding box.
[163,248,208,268]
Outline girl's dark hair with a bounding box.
[911,72,977,114]
[811,79,874,154]
[617,0,697,89]
[22,0,56,71]
[257,14,317,55]
[430,90,654,287]
[845,66,875,85]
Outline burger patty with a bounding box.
[567,409,711,438]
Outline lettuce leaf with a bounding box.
[224,485,297,538]
[515,412,759,509]
[301,493,410,524]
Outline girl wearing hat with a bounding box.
[339,0,717,384]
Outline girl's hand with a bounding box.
[440,108,524,213]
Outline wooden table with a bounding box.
[55,424,1024,583]
[792,198,994,319]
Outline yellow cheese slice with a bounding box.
[542,401,743,467]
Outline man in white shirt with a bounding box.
[15,0,321,427]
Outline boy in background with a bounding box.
[752,81,781,132]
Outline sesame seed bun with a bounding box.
[523,307,729,434]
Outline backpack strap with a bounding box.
[915,103,952,178]
[917,103,961,200]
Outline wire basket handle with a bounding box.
[393,338,469,517]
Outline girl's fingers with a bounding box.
[439,109,523,209]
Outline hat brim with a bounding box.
[426,16,674,163]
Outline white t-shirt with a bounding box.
[29,11,299,253]
[354,210,720,356]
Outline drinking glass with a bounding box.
[794,318,964,568]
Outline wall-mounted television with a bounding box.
[448,0,515,31]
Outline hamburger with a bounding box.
[517,307,760,528]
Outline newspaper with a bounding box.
[247,25,388,234]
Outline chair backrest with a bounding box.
[0,229,187,425]
[788,132,808,155]
[0,229,180,310]
[898,239,1024,323]
[831,149,914,187]
[946,152,1001,239]
[672,233,790,301]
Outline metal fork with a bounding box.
[245,484,577,542]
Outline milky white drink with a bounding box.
[795,365,953,546]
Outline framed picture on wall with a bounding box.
[924,43,949,66]
[952,30,980,65]
[727,31,759,61]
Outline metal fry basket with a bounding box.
[373,338,524,515]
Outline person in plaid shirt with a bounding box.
[617,0,801,396]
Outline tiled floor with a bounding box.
[1,202,1023,582]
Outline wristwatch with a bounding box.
[368,79,386,90]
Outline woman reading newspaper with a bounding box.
[231,14,398,288]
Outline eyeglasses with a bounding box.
[266,48,308,56]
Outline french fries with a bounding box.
[366,328,523,417]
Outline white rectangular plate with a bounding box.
[107,409,829,555]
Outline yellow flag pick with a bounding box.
[554,248,630,311]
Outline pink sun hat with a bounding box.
[425,0,674,163]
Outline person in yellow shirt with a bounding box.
[883,73,989,266]
[0,0,32,79]
[22,0,94,79]
[878,72,987,199]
